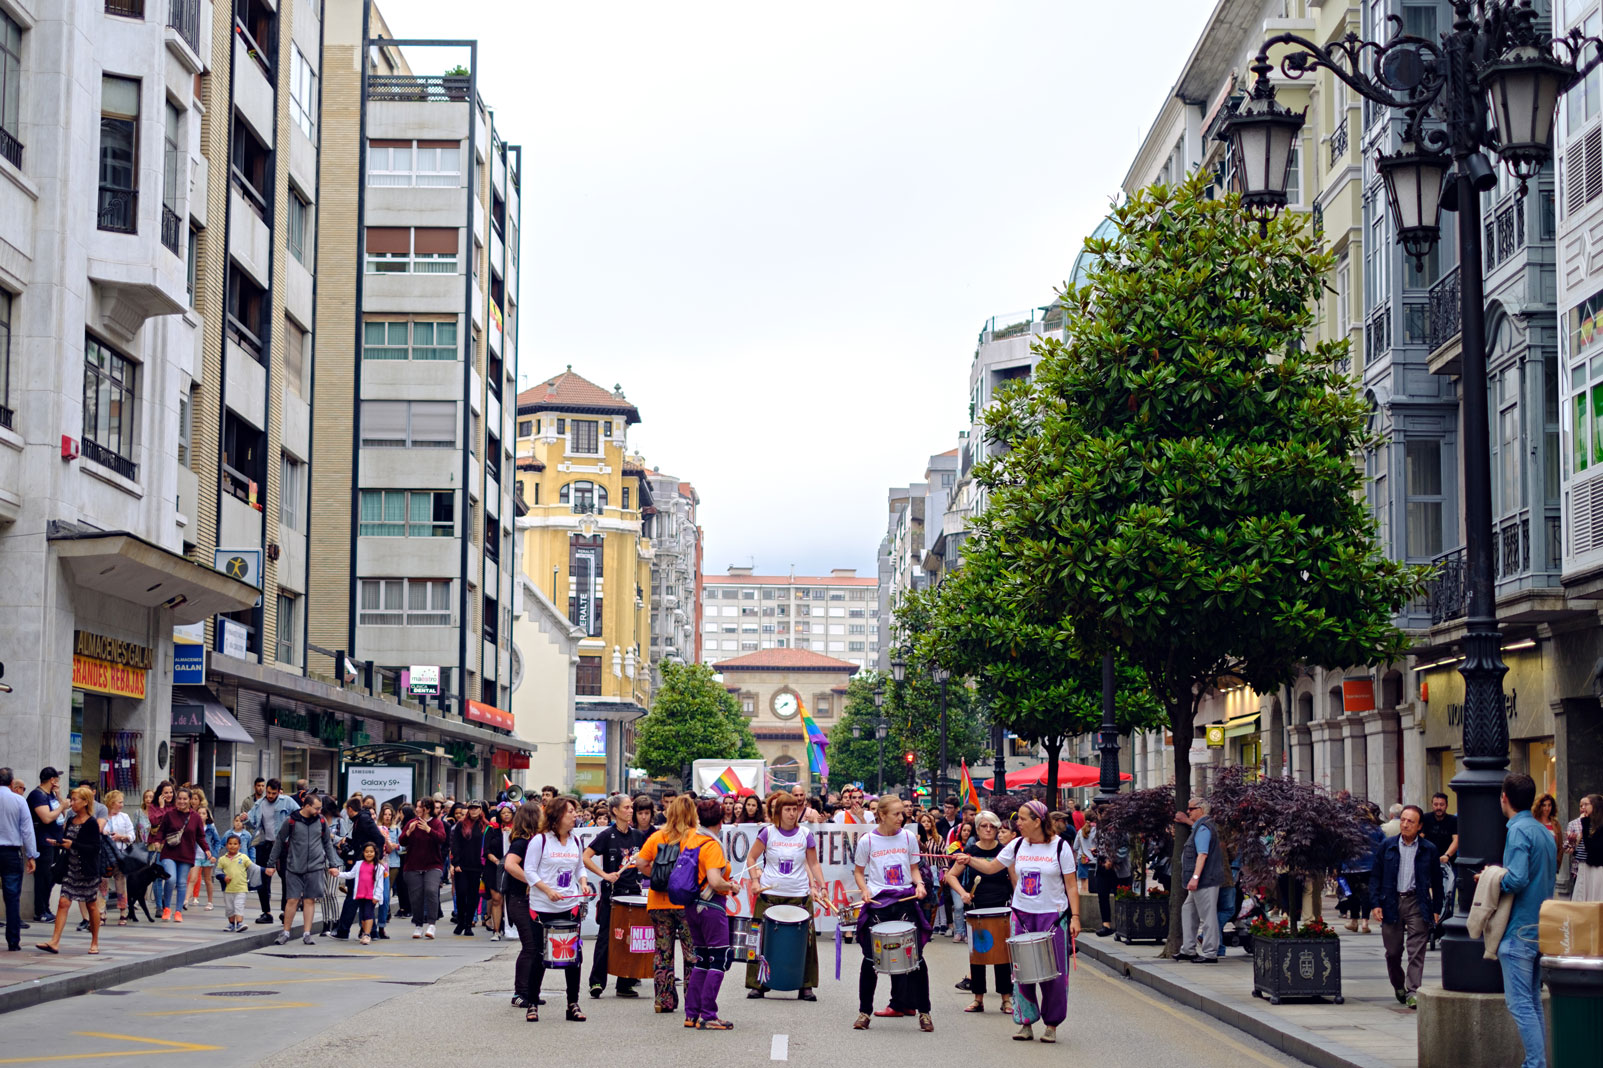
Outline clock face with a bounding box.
[772,692,798,719]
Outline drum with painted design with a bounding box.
[544,920,582,966]
[966,907,1012,966]
[870,920,920,975]
[607,895,654,980]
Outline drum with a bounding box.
[870,920,920,975]
[967,907,1012,966]
[1008,929,1060,985]
[839,902,863,943]
[759,905,811,991]
[607,895,654,980]
[543,920,582,967]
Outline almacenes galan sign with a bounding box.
[72,631,153,699]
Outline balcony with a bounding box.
[367,75,471,103]
[97,187,137,234]
[0,126,21,170]
[571,500,599,515]
[1427,512,1571,627]
[160,205,182,255]
[166,0,200,52]
[82,438,138,481]
[1426,265,1462,375]
[0,404,13,431]
[1329,116,1348,167]
[105,0,144,16]
[1483,197,1526,273]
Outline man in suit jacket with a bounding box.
[1369,804,1444,1008]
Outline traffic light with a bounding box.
[904,751,915,765]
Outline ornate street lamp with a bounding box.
[1221,53,1307,226]
[931,665,951,797]
[1219,0,1597,995]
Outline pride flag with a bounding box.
[710,766,743,796]
[800,697,829,782]
[959,760,979,810]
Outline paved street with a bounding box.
[0,937,1312,1067]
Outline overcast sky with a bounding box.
[375,0,1214,578]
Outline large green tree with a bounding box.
[827,670,985,797]
[633,661,760,781]
[978,174,1425,950]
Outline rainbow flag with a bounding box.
[959,760,979,810]
[710,766,742,796]
[800,698,829,782]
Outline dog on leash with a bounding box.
[119,846,170,923]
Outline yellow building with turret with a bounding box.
[512,368,653,795]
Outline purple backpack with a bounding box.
[665,842,705,907]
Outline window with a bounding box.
[559,480,607,512]
[367,139,461,187]
[226,266,267,357]
[1404,440,1444,559]
[287,190,308,263]
[275,592,300,666]
[161,102,181,253]
[848,641,866,652]
[221,411,264,502]
[570,418,599,454]
[360,400,457,448]
[1285,141,1301,206]
[98,76,139,234]
[848,624,866,635]
[233,0,277,73]
[622,486,631,510]
[0,11,19,166]
[358,578,454,626]
[83,336,137,476]
[362,318,457,361]
[283,319,309,398]
[576,655,602,696]
[279,452,304,531]
[1335,256,1350,337]
[230,114,271,219]
[517,419,532,437]
[0,290,10,427]
[365,227,458,273]
[482,594,498,645]
[289,45,317,142]
[176,384,191,468]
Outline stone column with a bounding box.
[1290,724,1314,783]
[1362,708,1401,806]
[1342,714,1369,800]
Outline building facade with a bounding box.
[702,567,878,672]
[646,470,701,681]
[509,571,580,795]
[711,647,859,794]
[513,367,653,796]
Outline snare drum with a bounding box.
[839,901,863,943]
[1007,929,1060,984]
[966,907,1012,966]
[870,920,920,975]
[543,920,582,967]
[607,895,654,980]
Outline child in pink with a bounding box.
[338,842,385,945]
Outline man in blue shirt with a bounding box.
[246,778,298,924]
[0,767,39,951]
[1497,772,1557,1068]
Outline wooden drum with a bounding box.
[966,907,1012,966]
[607,895,655,980]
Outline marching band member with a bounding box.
[746,791,824,1001]
[944,810,1014,1014]
[962,799,1079,1043]
[851,796,933,1033]
[522,795,593,1024]
[681,799,739,1030]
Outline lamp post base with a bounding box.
[1417,985,1541,1068]
[1440,764,1511,994]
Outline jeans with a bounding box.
[32,840,54,917]
[949,887,967,939]
[1500,938,1547,1068]
[0,847,22,948]
[508,892,538,1002]
[159,859,192,914]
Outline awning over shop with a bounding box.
[1223,713,1261,740]
[575,700,647,723]
[49,525,259,624]
[466,700,514,730]
[172,686,254,743]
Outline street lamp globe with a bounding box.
[1222,55,1306,222]
[1376,143,1451,269]
[1482,43,1571,186]
[873,686,885,710]
[852,723,863,740]
[890,654,906,684]
[931,665,950,685]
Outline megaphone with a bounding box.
[503,775,523,802]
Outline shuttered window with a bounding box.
[360,400,456,447]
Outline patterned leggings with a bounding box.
[648,908,696,1012]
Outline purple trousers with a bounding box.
[1010,908,1068,1027]
[684,897,732,1022]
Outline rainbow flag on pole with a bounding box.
[800,698,829,782]
[709,766,743,796]
[958,760,979,810]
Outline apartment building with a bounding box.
[646,470,702,680]
[711,647,859,793]
[0,0,527,844]
[702,567,878,674]
[512,368,653,795]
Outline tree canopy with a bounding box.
[827,670,986,797]
[633,661,760,781]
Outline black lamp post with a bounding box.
[931,665,951,799]
[1094,652,1123,807]
[992,721,1008,802]
[890,650,908,798]
[1221,0,1585,994]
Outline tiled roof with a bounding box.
[712,649,861,673]
[515,367,641,423]
[702,574,877,586]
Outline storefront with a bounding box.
[1419,644,1555,812]
[69,630,152,796]
[169,687,253,810]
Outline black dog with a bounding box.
[118,847,170,923]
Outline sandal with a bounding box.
[963,1000,985,1013]
[525,1006,538,1023]
[565,1003,586,1022]
[36,944,57,954]
[853,1013,871,1030]
[1000,998,1013,1016]
[698,1018,734,1031]
[87,947,100,955]
[117,918,128,926]
[918,1012,934,1033]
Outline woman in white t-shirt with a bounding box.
[850,796,932,1033]
[103,791,136,925]
[524,796,593,1023]
[963,800,1079,1043]
[746,791,824,1000]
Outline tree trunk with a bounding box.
[1045,737,1063,810]
[1163,687,1195,959]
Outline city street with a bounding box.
[0,938,1309,1067]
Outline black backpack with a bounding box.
[649,841,681,893]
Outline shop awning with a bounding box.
[172,686,254,743]
[49,526,258,624]
[575,700,647,723]
[1223,713,1261,739]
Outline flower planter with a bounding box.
[1112,897,1169,944]
[1251,937,1343,1005]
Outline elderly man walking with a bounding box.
[1369,804,1443,1009]
[1176,799,1227,963]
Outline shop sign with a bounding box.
[72,654,148,699]
[576,719,606,757]
[1341,678,1376,713]
[465,700,514,730]
[171,702,205,735]
[1204,724,1225,748]
[406,666,439,697]
[269,705,310,733]
[214,547,262,589]
[573,543,600,636]
[219,618,248,659]
[173,623,206,685]
[74,632,153,669]
[491,749,530,770]
[346,765,414,804]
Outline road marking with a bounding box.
[165,972,383,991]
[138,1001,315,1017]
[1078,965,1284,1068]
[0,1033,223,1064]
[770,1034,788,1061]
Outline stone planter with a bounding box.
[1251,936,1343,1005]
[1112,897,1169,944]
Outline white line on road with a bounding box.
[771,1034,788,1061]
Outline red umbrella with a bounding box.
[980,761,1133,791]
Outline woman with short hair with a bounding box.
[946,810,1013,1013]
[746,791,824,1001]
[678,799,738,1029]
[636,795,700,1014]
[519,796,592,1022]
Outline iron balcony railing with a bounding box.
[367,75,471,103]
[97,187,137,234]
[1427,513,1563,625]
[82,438,138,480]
[0,127,21,170]
[1427,265,1461,354]
[1484,196,1527,272]
[0,405,12,431]
[1329,116,1348,166]
[105,0,144,17]
[160,204,182,255]
[166,0,200,51]
[1366,306,1391,360]
[1426,548,1467,625]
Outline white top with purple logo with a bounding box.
[853,828,918,900]
[757,824,815,897]
[529,831,585,912]
[999,836,1070,914]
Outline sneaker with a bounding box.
[424,924,436,939]
[359,935,371,945]
[489,932,502,942]
[172,912,183,924]
[954,977,971,991]
[161,908,171,921]
[1395,988,1409,1005]
[256,913,275,924]
[1406,993,1418,1010]
[275,930,291,946]
[302,933,315,946]
[412,929,423,939]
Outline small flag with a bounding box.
[710,766,742,796]
[958,760,979,810]
[800,697,829,783]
